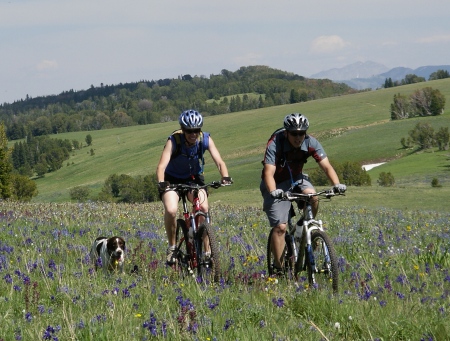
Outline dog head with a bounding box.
[106,236,126,262]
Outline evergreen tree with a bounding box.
[0,123,12,199]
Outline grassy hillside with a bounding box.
[30,79,450,211]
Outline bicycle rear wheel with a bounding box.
[175,219,195,278]
[267,228,294,277]
[197,222,221,283]
[306,230,338,293]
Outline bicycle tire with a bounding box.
[197,222,221,283]
[267,228,294,277]
[305,230,338,293]
[175,219,195,278]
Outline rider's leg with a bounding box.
[271,222,288,269]
[162,190,180,247]
[302,187,319,217]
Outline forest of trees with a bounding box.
[0,66,355,141]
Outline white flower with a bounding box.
[334,322,341,330]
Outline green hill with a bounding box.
[31,79,450,212]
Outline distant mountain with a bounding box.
[310,61,389,81]
[310,62,450,90]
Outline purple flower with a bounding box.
[396,292,405,299]
[206,297,219,310]
[272,297,285,307]
[4,274,12,284]
[48,260,57,271]
[122,288,131,298]
[25,312,32,322]
[223,319,233,331]
[43,325,55,340]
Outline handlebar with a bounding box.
[281,188,345,202]
[166,178,233,193]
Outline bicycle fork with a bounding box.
[294,220,332,274]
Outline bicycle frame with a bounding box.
[290,202,328,274]
[267,185,342,291]
[168,180,229,279]
[179,187,210,269]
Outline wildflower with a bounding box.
[272,297,285,308]
[223,319,233,331]
[334,322,340,330]
[206,297,219,310]
[25,312,32,322]
[4,274,12,284]
[42,325,56,340]
[396,292,405,299]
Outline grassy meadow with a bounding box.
[26,78,450,210]
[1,79,450,340]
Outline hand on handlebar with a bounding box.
[333,183,346,194]
[221,176,233,185]
[270,189,284,199]
[158,181,170,193]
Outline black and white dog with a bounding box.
[90,236,126,274]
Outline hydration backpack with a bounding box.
[170,129,209,173]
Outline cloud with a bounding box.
[416,34,450,44]
[36,60,58,71]
[309,35,349,54]
[233,53,264,66]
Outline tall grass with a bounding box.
[1,200,449,340]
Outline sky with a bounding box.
[1,0,450,104]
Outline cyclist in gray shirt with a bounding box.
[260,113,346,274]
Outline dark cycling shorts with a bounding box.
[160,174,206,200]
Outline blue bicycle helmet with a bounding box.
[179,110,203,129]
[283,113,309,131]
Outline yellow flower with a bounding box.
[413,264,419,271]
[406,225,412,231]
[135,313,142,318]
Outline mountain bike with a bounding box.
[168,178,232,283]
[267,185,344,292]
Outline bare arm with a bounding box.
[318,157,340,185]
[207,136,229,178]
[262,163,277,192]
[156,139,173,182]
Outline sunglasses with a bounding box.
[184,129,201,134]
[288,131,306,137]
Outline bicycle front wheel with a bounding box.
[197,222,221,283]
[306,230,338,293]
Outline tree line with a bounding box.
[384,69,450,88]
[1,66,355,142]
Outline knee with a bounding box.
[273,224,287,235]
